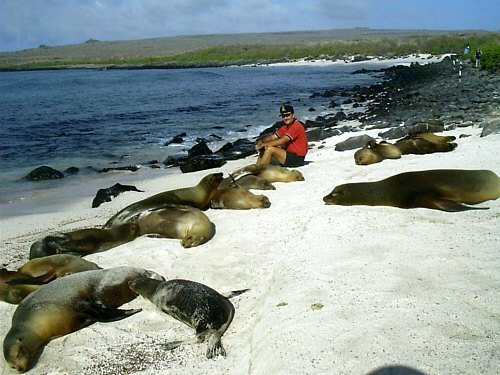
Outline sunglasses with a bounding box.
[281,113,293,118]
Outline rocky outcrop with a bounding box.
[25,166,64,181]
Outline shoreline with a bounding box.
[0,55,464,208]
[0,53,451,72]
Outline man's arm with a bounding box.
[256,134,288,151]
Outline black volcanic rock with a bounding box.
[180,155,226,173]
[25,166,64,181]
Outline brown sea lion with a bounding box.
[135,205,215,248]
[0,255,101,304]
[1,269,40,306]
[210,186,271,209]
[29,222,140,259]
[3,267,164,373]
[354,140,402,165]
[408,132,456,144]
[129,277,248,359]
[219,174,276,190]
[395,135,457,155]
[232,164,304,183]
[323,169,500,212]
[104,173,223,228]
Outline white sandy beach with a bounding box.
[0,121,499,374]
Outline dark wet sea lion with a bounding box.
[210,186,271,209]
[136,205,215,248]
[129,278,247,359]
[92,183,144,208]
[354,140,402,165]
[323,169,500,212]
[29,222,140,259]
[232,164,304,183]
[0,255,101,304]
[104,173,223,228]
[219,174,276,190]
[3,267,164,372]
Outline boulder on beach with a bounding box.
[335,134,375,151]
[25,166,64,181]
[180,155,226,173]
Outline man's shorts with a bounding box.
[283,152,305,167]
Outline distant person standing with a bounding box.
[255,105,308,167]
[463,45,470,55]
[475,49,482,68]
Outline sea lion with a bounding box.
[323,169,500,212]
[0,255,101,304]
[0,269,40,306]
[219,174,276,190]
[3,267,164,372]
[408,132,456,144]
[128,278,247,359]
[92,183,144,208]
[354,140,402,165]
[29,222,140,259]
[210,186,271,209]
[135,205,215,248]
[395,135,457,155]
[104,172,223,228]
[232,164,304,183]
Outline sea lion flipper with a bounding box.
[83,304,142,322]
[162,340,184,351]
[425,198,489,212]
[223,289,250,299]
[6,274,55,285]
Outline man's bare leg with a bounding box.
[257,147,286,165]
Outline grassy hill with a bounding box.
[0,28,498,70]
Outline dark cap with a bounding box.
[279,104,294,116]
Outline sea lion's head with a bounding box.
[202,173,224,188]
[323,184,357,205]
[3,327,41,373]
[354,146,383,165]
[290,169,305,181]
[29,235,65,259]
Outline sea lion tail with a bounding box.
[223,288,250,299]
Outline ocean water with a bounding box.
[0,62,388,204]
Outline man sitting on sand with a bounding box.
[255,105,308,167]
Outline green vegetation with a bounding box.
[475,41,500,71]
[1,31,498,71]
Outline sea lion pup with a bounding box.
[219,174,276,190]
[354,140,402,165]
[135,205,215,248]
[395,135,457,155]
[29,222,140,259]
[323,169,500,212]
[129,278,248,359]
[210,186,271,209]
[231,164,304,183]
[3,267,164,373]
[104,172,223,228]
[0,255,101,304]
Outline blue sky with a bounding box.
[1,0,498,52]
